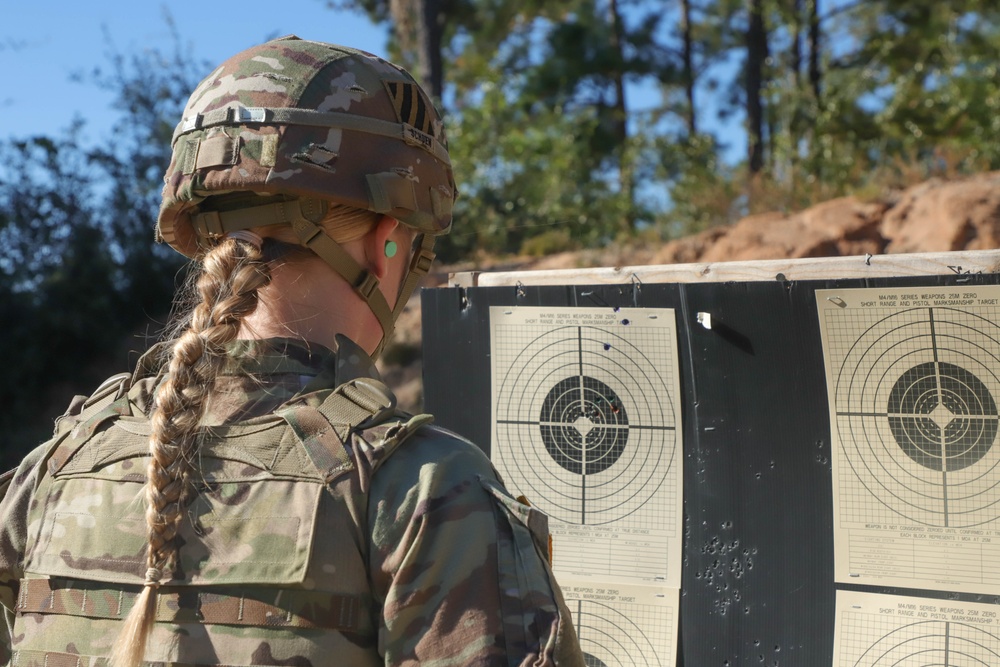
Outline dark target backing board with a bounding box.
[420,269,1000,667]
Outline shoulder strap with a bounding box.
[4,371,133,498]
[276,378,397,483]
[51,373,131,438]
[277,377,436,489]
[46,374,136,476]
[318,378,398,427]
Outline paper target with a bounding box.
[490,306,683,588]
[572,600,667,667]
[490,308,678,527]
[561,584,678,667]
[829,305,1000,528]
[835,592,1000,667]
[852,621,1000,666]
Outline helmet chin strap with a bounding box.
[190,197,436,359]
[288,215,436,359]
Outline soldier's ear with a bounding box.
[366,216,399,280]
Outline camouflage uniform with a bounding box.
[0,337,583,666]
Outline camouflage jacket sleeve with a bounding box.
[0,440,54,664]
[367,427,584,667]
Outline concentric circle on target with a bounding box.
[833,306,1000,527]
[493,321,677,525]
[853,620,1000,666]
[887,361,998,472]
[540,376,629,475]
[574,601,662,667]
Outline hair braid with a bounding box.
[110,236,271,667]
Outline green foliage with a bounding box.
[658,133,741,232]
[438,71,635,261]
[664,0,1000,222]
[520,229,580,257]
[761,2,1000,190]
[433,0,679,259]
[6,0,1000,466]
[0,31,198,468]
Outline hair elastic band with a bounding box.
[227,230,264,249]
[144,566,164,588]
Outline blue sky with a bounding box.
[5,0,745,170]
[4,1,389,141]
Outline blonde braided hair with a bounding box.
[109,203,379,667]
[110,234,271,667]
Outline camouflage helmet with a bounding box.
[158,35,456,258]
[157,36,457,357]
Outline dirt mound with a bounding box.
[382,171,1000,410]
[651,172,1000,263]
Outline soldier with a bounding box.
[0,37,584,667]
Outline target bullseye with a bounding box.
[540,376,629,475]
[887,361,998,472]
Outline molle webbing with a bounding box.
[47,396,136,476]
[17,578,362,631]
[10,649,109,667]
[278,378,396,483]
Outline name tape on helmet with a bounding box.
[402,124,433,151]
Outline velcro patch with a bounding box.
[261,134,279,167]
[195,131,240,170]
[181,138,200,175]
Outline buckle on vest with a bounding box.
[82,373,131,410]
[342,378,396,425]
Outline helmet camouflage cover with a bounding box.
[158,36,456,258]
